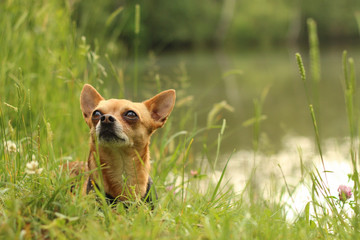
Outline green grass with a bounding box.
[0,0,359,239]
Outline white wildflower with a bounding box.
[25,160,43,175]
[4,140,18,153]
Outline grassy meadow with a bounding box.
[1,0,360,239]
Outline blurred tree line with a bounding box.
[70,0,360,55]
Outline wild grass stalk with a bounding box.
[133,4,141,98]
[355,12,360,37]
[307,18,321,112]
[213,119,227,170]
[105,54,125,98]
[342,50,360,236]
[239,87,269,204]
[251,88,268,153]
[295,53,326,176]
[181,138,193,203]
[294,18,360,238]
[278,164,299,215]
[209,150,233,204]
[304,20,325,175]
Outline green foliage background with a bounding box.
[72,0,360,52]
[1,0,360,238]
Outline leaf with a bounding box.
[207,101,234,127]
[310,220,316,229]
[14,11,28,30]
[222,69,243,78]
[242,115,267,127]
[305,201,310,223]
[210,150,234,202]
[106,7,124,26]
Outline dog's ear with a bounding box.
[80,84,104,126]
[144,89,176,129]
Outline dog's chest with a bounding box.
[101,152,138,191]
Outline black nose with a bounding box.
[100,114,115,123]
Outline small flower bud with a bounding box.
[190,170,198,177]
[338,185,352,202]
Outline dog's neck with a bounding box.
[88,143,151,201]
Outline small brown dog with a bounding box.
[68,84,175,204]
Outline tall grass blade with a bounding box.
[213,119,226,170]
[133,4,141,98]
[307,18,321,113]
[355,12,360,37]
[342,50,360,235]
[309,104,326,177]
[278,164,299,215]
[106,7,124,26]
[296,53,326,176]
[210,150,234,203]
[307,18,321,85]
[182,138,193,203]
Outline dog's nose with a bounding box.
[100,114,115,123]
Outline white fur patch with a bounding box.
[95,120,131,147]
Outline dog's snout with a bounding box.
[97,113,124,143]
[101,114,115,123]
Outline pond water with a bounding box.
[127,45,360,218]
[132,45,360,153]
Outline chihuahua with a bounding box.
[68,84,175,204]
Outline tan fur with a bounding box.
[69,84,175,201]
[64,161,87,178]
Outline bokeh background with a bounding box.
[2,0,360,160]
[74,0,360,52]
[68,0,360,153]
[1,2,360,237]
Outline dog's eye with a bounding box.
[92,110,102,119]
[124,110,138,120]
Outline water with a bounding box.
[131,46,360,152]
[128,45,360,218]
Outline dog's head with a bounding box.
[80,84,176,148]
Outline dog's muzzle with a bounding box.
[97,114,125,142]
